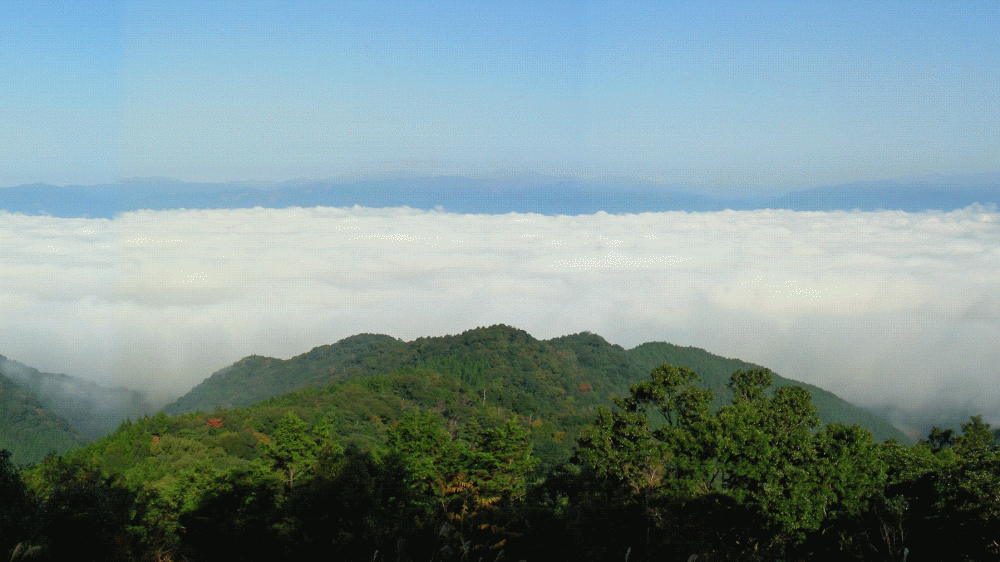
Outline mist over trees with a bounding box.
[1,356,154,443]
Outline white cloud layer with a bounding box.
[1,205,998,416]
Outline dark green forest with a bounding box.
[160,326,907,447]
[2,326,998,561]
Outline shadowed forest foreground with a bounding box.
[2,365,999,562]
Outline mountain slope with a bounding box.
[163,325,909,444]
[573,337,905,442]
[0,372,80,463]
[162,333,409,415]
[0,356,154,443]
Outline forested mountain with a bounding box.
[163,333,409,415]
[0,326,905,467]
[0,326,991,560]
[6,352,994,561]
[0,372,80,462]
[164,325,909,446]
[0,356,154,443]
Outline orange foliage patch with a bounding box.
[578,383,593,392]
[250,430,270,445]
[207,418,223,428]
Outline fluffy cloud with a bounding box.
[1,205,997,415]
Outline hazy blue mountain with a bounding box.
[0,176,718,217]
[744,173,1000,212]
[3,173,995,217]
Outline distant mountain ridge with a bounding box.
[750,174,1000,212]
[2,173,996,217]
[163,325,909,445]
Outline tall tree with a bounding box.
[263,411,325,492]
[577,364,716,497]
[576,365,718,560]
[470,418,538,499]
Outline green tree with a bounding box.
[23,456,156,562]
[716,373,824,540]
[576,365,718,560]
[263,411,332,492]
[283,446,415,561]
[179,462,284,561]
[387,410,540,561]
[0,449,34,559]
[577,365,716,497]
[387,409,465,501]
[887,417,1000,561]
[953,415,995,458]
[470,418,538,499]
[577,366,888,560]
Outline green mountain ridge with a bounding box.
[0,325,911,466]
[13,327,1000,562]
[163,325,910,446]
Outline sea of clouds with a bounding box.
[2,205,998,424]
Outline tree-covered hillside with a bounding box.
[4,362,995,562]
[0,356,154,443]
[165,325,909,445]
[0,372,80,463]
[163,333,409,414]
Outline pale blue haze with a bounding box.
[2,1,998,193]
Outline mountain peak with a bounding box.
[160,326,909,446]
[455,324,536,344]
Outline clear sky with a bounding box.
[2,0,998,193]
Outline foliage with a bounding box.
[384,410,538,562]
[0,449,33,559]
[162,325,909,469]
[13,325,985,562]
[20,455,163,562]
[263,411,325,491]
[576,366,888,560]
[5,364,1000,560]
[0,374,80,464]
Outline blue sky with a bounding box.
[2,0,998,193]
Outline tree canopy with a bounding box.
[3,360,998,561]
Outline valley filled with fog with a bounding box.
[2,204,997,432]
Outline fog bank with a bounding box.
[1,206,997,417]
